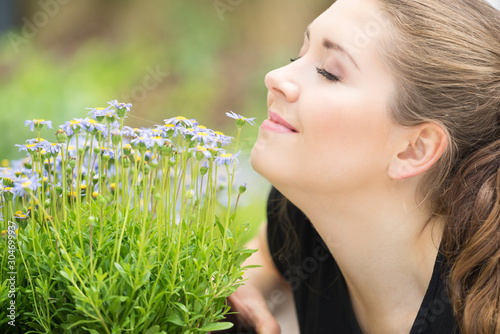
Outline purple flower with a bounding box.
[16,143,39,153]
[83,118,107,133]
[13,174,41,197]
[226,111,256,127]
[38,141,62,155]
[25,119,53,131]
[213,131,232,146]
[191,131,216,145]
[121,126,137,137]
[60,119,87,136]
[215,151,240,166]
[108,100,132,112]
[87,107,110,120]
[193,145,212,159]
[164,116,195,127]
[131,136,155,149]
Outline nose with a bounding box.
[264,65,300,103]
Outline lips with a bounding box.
[261,111,298,134]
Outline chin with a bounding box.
[250,142,265,176]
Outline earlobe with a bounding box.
[388,123,448,180]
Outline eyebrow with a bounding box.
[305,27,360,71]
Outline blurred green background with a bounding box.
[0,0,332,237]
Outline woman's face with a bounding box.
[251,0,401,198]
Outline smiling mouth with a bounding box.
[267,112,298,133]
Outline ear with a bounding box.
[388,123,448,180]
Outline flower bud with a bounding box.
[150,159,158,169]
[111,130,121,146]
[123,144,132,156]
[239,183,247,194]
[68,158,77,169]
[106,114,117,124]
[196,151,205,161]
[154,193,161,201]
[168,156,177,167]
[102,152,110,163]
[116,107,127,118]
[122,156,131,168]
[186,189,195,199]
[3,191,13,201]
[97,194,106,206]
[56,129,68,143]
[93,146,100,154]
[44,199,51,209]
[143,164,151,174]
[200,162,209,175]
[2,178,13,187]
[160,144,173,156]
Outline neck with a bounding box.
[280,182,444,334]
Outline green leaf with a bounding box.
[173,302,189,313]
[59,267,73,281]
[214,217,224,236]
[198,322,234,331]
[82,327,101,334]
[145,325,160,334]
[165,313,185,326]
[114,262,126,274]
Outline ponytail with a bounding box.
[442,139,500,333]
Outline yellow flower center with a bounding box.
[221,153,232,158]
[165,124,175,128]
[215,131,224,136]
[197,146,207,151]
[175,116,187,121]
[198,125,207,129]
[21,181,32,188]
[70,120,81,125]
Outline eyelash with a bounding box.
[289,57,340,82]
[316,67,339,82]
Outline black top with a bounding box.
[266,187,460,334]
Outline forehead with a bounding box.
[309,0,389,62]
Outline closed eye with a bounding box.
[316,67,339,82]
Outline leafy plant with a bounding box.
[0,101,256,333]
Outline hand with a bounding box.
[212,285,281,334]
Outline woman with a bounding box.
[226,0,500,333]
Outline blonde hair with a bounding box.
[377,0,500,332]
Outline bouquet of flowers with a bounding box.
[0,101,256,333]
